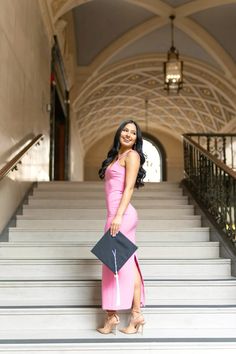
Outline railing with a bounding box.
[183,134,236,246]
[0,134,44,181]
[185,133,236,170]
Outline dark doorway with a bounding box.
[53,89,67,180]
[49,37,69,181]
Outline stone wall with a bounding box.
[0,0,51,233]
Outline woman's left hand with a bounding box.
[110,215,122,237]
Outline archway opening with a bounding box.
[143,138,162,182]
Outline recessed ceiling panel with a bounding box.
[73,0,155,66]
[107,25,221,69]
[191,3,236,61]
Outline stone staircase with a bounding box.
[0,181,236,353]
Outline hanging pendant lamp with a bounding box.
[164,15,183,93]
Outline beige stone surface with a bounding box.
[0,0,50,233]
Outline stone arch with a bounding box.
[52,0,236,22]
[143,132,167,181]
[51,0,236,79]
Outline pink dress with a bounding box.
[102,150,145,310]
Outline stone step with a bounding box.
[37,181,181,190]
[0,241,220,259]
[1,180,235,352]
[0,259,230,280]
[32,190,184,198]
[0,306,235,339]
[21,207,195,218]
[1,279,236,306]
[0,340,235,354]
[15,217,202,229]
[26,199,189,207]
[29,194,188,201]
[9,228,210,242]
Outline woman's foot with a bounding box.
[119,310,145,334]
[97,312,120,335]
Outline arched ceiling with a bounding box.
[75,56,236,152]
[50,0,236,78]
[47,0,236,151]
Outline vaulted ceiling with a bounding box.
[48,0,236,151]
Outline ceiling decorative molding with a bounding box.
[38,0,56,41]
[51,0,69,16]
[175,0,236,17]
[52,0,236,19]
[69,0,236,81]
[49,0,236,86]
[175,17,236,79]
[73,56,236,153]
[52,0,91,20]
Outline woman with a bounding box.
[97,119,146,335]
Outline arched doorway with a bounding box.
[143,134,167,182]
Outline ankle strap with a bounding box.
[107,312,119,319]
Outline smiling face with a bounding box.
[119,122,137,149]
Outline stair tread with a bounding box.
[24,205,193,207]
[0,241,218,246]
[0,258,229,263]
[0,279,235,285]
[1,305,236,312]
[1,329,236,341]
[17,216,201,220]
[8,227,210,232]
[29,196,188,200]
[23,206,194,209]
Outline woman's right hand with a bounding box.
[110,215,122,237]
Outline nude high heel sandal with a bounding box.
[119,310,145,334]
[97,313,120,335]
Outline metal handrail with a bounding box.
[184,133,236,169]
[183,134,236,179]
[0,134,43,181]
[183,133,236,246]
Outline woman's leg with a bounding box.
[119,263,145,334]
[132,265,142,312]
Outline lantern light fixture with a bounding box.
[164,15,183,93]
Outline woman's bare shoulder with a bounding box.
[127,150,140,157]
[126,150,140,163]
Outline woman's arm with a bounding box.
[110,151,140,236]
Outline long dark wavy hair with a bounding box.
[98,120,146,188]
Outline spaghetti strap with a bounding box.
[117,149,132,160]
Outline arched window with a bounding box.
[143,134,167,182]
